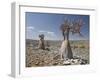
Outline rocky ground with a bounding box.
[26,39,89,67]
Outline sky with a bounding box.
[25,12,89,40]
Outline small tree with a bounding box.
[38,34,45,50]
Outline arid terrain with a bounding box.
[26,39,89,67]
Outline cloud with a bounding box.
[26,29,59,40]
[38,30,55,36]
[26,26,36,39]
[38,30,47,33]
[38,30,57,40]
[47,31,54,34]
[26,26,35,31]
[47,31,55,36]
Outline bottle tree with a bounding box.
[60,18,84,60]
[38,34,45,50]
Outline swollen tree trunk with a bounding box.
[38,39,45,50]
[60,39,73,60]
[38,34,45,50]
[65,30,73,59]
[60,29,73,60]
[67,40,73,59]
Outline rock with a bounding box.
[62,57,87,65]
[80,59,87,65]
[53,62,58,65]
[63,60,71,65]
[53,55,60,60]
[73,56,81,59]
